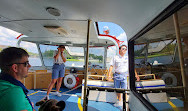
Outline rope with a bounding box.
[60,84,82,95]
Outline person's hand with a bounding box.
[58,48,61,53]
[136,76,140,81]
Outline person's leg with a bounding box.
[117,93,122,101]
[46,64,59,97]
[114,76,121,101]
[121,77,128,109]
[56,64,65,92]
[56,77,63,92]
[47,79,58,95]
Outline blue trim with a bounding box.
[136,85,165,88]
[82,84,165,88]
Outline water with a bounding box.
[135,55,173,65]
[29,57,103,68]
[29,55,173,68]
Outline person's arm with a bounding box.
[107,65,113,81]
[61,52,66,63]
[135,69,140,81]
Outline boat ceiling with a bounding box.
[0,0,175,46]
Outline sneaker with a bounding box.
[114,101,123,107]
[54,91,62,97]
[42,95,49,100]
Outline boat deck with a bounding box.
[28,88,121,111]
[28,88,184,111]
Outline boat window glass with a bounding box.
[134,44,146,68]
[39,44,57,66]
[39,45,85,67]
[97,22,127,44]
[147,39,175,65]
[20,41,42,66]
[89,47,104,69]
[66,46,84,68]
[133,5,188,109]
[0,26,41,67]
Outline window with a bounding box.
[20,41,41,66]
[89,47,105,68]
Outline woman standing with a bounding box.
[44,45,66,100]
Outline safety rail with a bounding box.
[86,86,129,111]
[137,86,184,94]
[85,86,185,111]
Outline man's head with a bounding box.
[57,45,65,52]
[0,47,31,80]
[119,45,127,55]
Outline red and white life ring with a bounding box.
[64,74,79,89]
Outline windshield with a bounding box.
[39,45,85,67]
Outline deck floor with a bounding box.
[28,88,121,111]
[28,88,184,111]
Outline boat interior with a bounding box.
[0,0,188,111]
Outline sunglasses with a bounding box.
[7,61,30,67]
[121,48,127,50]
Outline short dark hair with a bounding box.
[0,47,29,72]
[58,45,65,48]
[119,45,127,50]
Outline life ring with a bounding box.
[161,73,177,87]
[64,74,78,89]
[73,76,80,88]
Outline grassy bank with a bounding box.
[135,53,170,59]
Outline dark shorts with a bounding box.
[52,64,65,79]
[113,72,128,89]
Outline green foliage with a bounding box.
[135,42,176,59]
[89,54,103,62]
[160,43,176,54]
[42,50,54,57]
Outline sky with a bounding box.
[0,22,128,56]
[0,26,38,53]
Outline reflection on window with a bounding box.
[133,5,188,110]
[20,41,41,66]
[134,44,146,67]
[147,40,176,65]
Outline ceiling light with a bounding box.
[46,7,61,16]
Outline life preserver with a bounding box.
[73,76,80,88]
[64,74,79,89]
[161,73,177,87]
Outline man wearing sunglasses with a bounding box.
[107,45,140,107]
[0,47,33,111]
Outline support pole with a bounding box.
[104,46,107,68]
[123,92,126,111]
[173,13,188,110]
[83,19,91,111]
[173,13,186,88]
